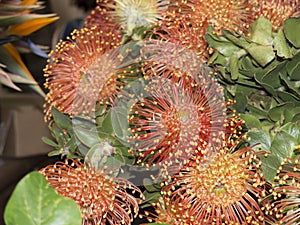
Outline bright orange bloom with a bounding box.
[160,147,267,224]
[84,2,122,40]
[44,26,124,120]
[40,159,143,225]
[250,0,300,31]
[123,41,226,175]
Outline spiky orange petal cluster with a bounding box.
[40,159,143,225]
[158,147,267,224]
[84,3,122,40]
[44,26,123,120]
[123,40,226,175]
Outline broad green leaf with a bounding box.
[273,28,292,58]
[51,107,72,130]
[286,51,300,80]
[280,74,300,99]
[248,17,273,45]
[246,43,275,67]
[4,172,82,225]
[261,62,286,89]
[247,130,271,151]
[240,114,262,129]
[261,154,282,182]
[268,102,294,122]
[280,122,300,139]
[284,17,300,48]
[270,131,296,160]
[205,31,241,56]
[74,126,100,148]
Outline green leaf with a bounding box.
[273,28,292,58]
[111,106,130,142]
[245,43,275,67]
[268,102,294,122]
[270,131,296,160]
[240,114,262,129]
[205,31,241,56]
[248,17,273,45]
[42,137,57,148]
[286,51,300,80]
[247,130,271,151]
[280,122,300,139]
[284,17,300,48]
[229,53,240,80]
[74,126,100,148]
[4,172,82,225]
[261,154,282,182]
[52,107,72,130]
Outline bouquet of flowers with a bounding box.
[4,0,300,224]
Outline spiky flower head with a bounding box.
[44,26,124,120]
[152,13,210,60]
[269,158,300,224]
[160,146,267,224]
[84,2,122,39]
[250,0,300,31]
[108,0,168,36]
[39,159,143,225]
[123,40,226,176]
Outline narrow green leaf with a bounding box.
[4,172,82,225]
[42,137,57,148]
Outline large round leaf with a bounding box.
[4,171,82,225]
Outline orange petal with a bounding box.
[8,16,58,36]
[20,0,38,6]
[4,43,35,81]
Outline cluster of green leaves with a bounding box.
[247,122,300,182]
[206,16,300,183]
[43,106,135,173]
[206,17,300,130]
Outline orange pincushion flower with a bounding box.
[84,3,122,41]
[152,13,210,60]
[160,147,267,224]
[250,0,300,31]
[44,26,124,120]
[40,159,143,225]
[269,158,300,224]
[122,41,226,174]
